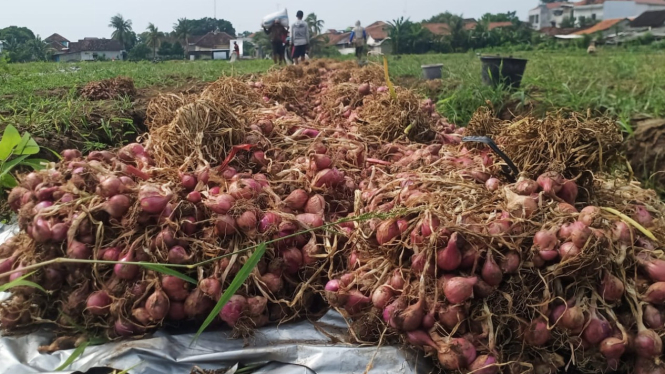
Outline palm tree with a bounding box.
[305,13,325,36]
[387,17,408,54]
[27,36,53,61]
[109,14,134,50]
[173,18,193,59]
[146,23,162,59]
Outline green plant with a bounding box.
[0,124,50,194]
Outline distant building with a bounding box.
[571,17,632,36]
[46,34,123,62]
[529,0,665,30]
[529,2,576,30]
[629,8,665,31]
[0,40,4,54]
[319,21,392,55]
[187,31,234,60]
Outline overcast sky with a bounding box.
[2,0,535,41]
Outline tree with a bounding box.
[305,13,325,36]
[128,43,151,60]
[0,26,36,45]
[188,18,235,36]
[109,14,134,50]
[387,17,409,54]
[427,12,462,24]
[158,41,172,56]
[480,11,519,23]
[171,42,185,57]
[26,36,52,61]
[145,23,163,59]
[173,18,193,58]
[243,41,255,57]
[560,16,575,28]
[252,31,270,58]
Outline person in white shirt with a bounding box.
[291,10,310,65]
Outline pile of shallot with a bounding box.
[1,60,665,374]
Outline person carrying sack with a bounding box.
[264,19,288,65]
[349,21,367,61]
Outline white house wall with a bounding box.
[635,3,665,16]
[574,4,603,22]
[604,1,639,19]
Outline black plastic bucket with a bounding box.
[480,56,528,89]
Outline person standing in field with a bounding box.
[350,21,367,62]
[291,10,310,65]
[264,19,288,65]
[233,42,240,58]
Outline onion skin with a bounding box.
[199,277,222,300]
[114,252,140,280]
[443,277,477,304]
[481,253,503,287]
[103,194,131,218]
[376,219,400,245]
[644,282,665,304]
[560,305,585,332]
[599,272,624,303]
[524,318,551,346]
[635,329,663,358]
[468,355,499,374]
[393,299,424,331]
[437,232,463,271]
[600,337,626,359]
[205,194,235,214]
[216,215,238,236]
[500,251,520,274]
[86,291,112,316]
[557,179,578,205]
[570,221,592,248]
[644,304,664,329]
[146,289,170,321]
[284,189,309,210]
[184,289,214,319]
[296,213,324,228]
[219,295,247,327]
[582,308,612,345]
[261,273,283,294]
[162,276,190,302]
[168,302,186,321]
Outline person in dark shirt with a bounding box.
[233,42,240,58]
[264,19,288,64]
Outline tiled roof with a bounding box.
[489,21,514,30]
[631,9,665,27]
[48,40,67,52]
[67,39,123,53]
[192,31,234,48]
[572,18,628,34]
[422,23,451,36]
[45,33,69,43]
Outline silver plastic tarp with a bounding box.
[0,223,434,374]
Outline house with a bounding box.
[187,31,234,60]
[0,40,4,54]
[320,21,392,55]
[421,21,514,37]
[529,0,665,29]
[574,0,665,24]
[529,2,576,29]
[571,17,632,35]
[46,34,123,62]
[629,9,665,34]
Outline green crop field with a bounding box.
[2,48,665,157]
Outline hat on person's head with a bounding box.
[296,10,304,18]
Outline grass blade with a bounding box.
[382,56,396,100]
[0,271,45,293]
[601,207,658,242]
[192,243,267,343]
[141,263,197,284]
[54,340,90,371]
